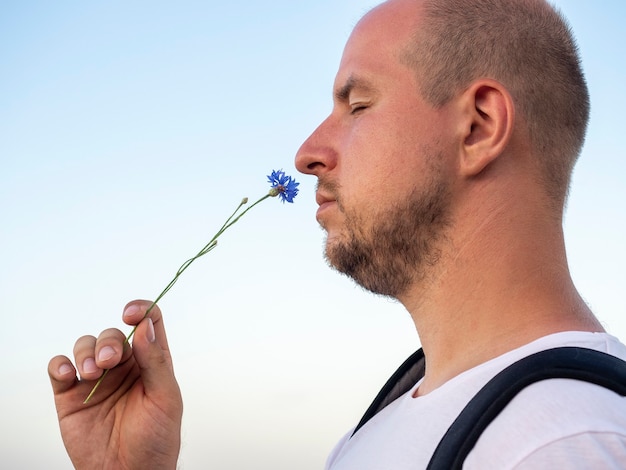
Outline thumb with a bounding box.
[131,317,180,402]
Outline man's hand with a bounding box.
[48,300,183,470]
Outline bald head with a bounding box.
[368,0,589,208]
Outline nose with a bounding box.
[295,115,338,177]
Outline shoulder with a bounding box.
[465,333,626,468]
[512,432,626,469]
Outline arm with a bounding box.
[48,300,183,470]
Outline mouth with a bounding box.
[316,192,335,206]
[315,191,337,221]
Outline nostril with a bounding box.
[308,161,326,172]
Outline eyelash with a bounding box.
[350,104,368,114]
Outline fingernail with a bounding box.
[58,363,73,376]
[97,346,116,362]
[123,304,141,319]
[83,358,98,374]
[146,318,156,343]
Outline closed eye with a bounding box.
[350,103,369,114]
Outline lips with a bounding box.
[315,192,335,207]
[315,191,337,222]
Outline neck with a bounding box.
[400,193,603,396]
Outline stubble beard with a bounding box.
[323,163,451,299]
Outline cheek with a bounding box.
[337,112,438,208]
[339,130,395,186]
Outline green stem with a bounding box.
[83,193,272,404]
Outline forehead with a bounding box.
[334,0,424,90]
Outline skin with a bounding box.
[49,0,604,467]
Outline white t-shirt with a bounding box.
[326,331,626,469]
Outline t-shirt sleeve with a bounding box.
[512,432,626,469]
[325,428,355,470]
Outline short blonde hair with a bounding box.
[402,0,590,205]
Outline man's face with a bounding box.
[295,0,455,298]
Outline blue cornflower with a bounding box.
[267,169,299,203]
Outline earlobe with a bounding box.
[459,80,514,177]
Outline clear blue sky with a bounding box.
[1,1,624,468]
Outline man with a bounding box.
[49,0,626,468]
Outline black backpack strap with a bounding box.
[351,348,426,437]
[427,347,626,470]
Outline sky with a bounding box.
[1,1,625,469]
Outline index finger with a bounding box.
[122,300,172,355]
[122,299,162,325]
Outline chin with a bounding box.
[322,234,341,268]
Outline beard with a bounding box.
[323,162,451,299]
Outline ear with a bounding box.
[457,79,514,177]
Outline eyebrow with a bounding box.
[334,75,376,103]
